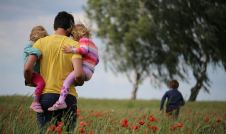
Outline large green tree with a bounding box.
[86,0,182,100]
[86,0,226,101]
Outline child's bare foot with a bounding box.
[30,101,44,113]
[48,101,67,111]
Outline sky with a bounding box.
[0,0,226,101]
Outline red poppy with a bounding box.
[57,121,63,127]
[176,122,183,128]
[139,120,145,125]
[147,124,151,129]
[55,126,62,134]
[170,122,183,131]
[224,115,226,119]
[77,108,81,117]
[121,119,129,128]
[80,121,88,127]
[79,127,85,134]
[132,125,139,131]
[47,124,56,132]
[204,117,209,123]
[151,125,158,132]
[216,118,221,123]
[88,130,95,134]
[170,125,177,131]
[149,116,156,122]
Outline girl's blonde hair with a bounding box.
[71,24,91,41]
[30,25,48,42]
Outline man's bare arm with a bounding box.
[24,55,37,84]
[72,58,84,86]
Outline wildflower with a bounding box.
[79,127,85,134]
[224,115,226,119]
[176,122,183,128]
[55,126,62,134]
[47,124,56,133]
[216,117,221,123]
[53,121,63,134]
[204,116,209,123]
[88,130,95,134]
[147,124,151,129]
[132,125,139,131]
[57,121,63,127]
[151,125,158,133]
[121,118,129,128]
[170,122,183,131]
[149,116,156,122]
[77,108,81,117]
[139,120,145,125]
[80,121,88,127]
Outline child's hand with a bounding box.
[62,46,72,53]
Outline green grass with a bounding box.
[0,95,225,134]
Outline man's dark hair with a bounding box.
[54,11,75,30]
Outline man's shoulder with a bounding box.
[65,37,77,44]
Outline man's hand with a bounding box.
[62,45,73,53]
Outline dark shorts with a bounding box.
[37,93,77,132]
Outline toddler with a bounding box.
[23,26,48,113]
[160,80,185,118]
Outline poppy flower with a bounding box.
[176,122,183,128]
[47,124,56,132]
[151,125,158,132]
[121,119,129,128]
[149,116,156,122]
[77,108,81,117]
[88,130,94,134]
[216,117,221,123]
[80,121,88,127]
[204,117,209,123]
[79,127,85,134]
[132,125,139,131]
[139,120,145,125]
[55,126,62,134]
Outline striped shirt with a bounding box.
[72,37,99,72]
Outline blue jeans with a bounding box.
[37,93,77,133]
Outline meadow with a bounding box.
[0,95,225,134]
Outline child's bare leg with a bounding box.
[30,73,45,113]
[48,71,75,111]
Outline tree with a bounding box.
[151,0,226,101]
[86,0,182,100]
[86,0,226,101]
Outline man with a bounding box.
[24,11,84,132]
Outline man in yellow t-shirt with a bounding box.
[24,11,84,132]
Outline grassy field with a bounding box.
[0,95,225,134]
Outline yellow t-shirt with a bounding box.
[33,34,82,97]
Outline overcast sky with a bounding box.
[0,0,226,101]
